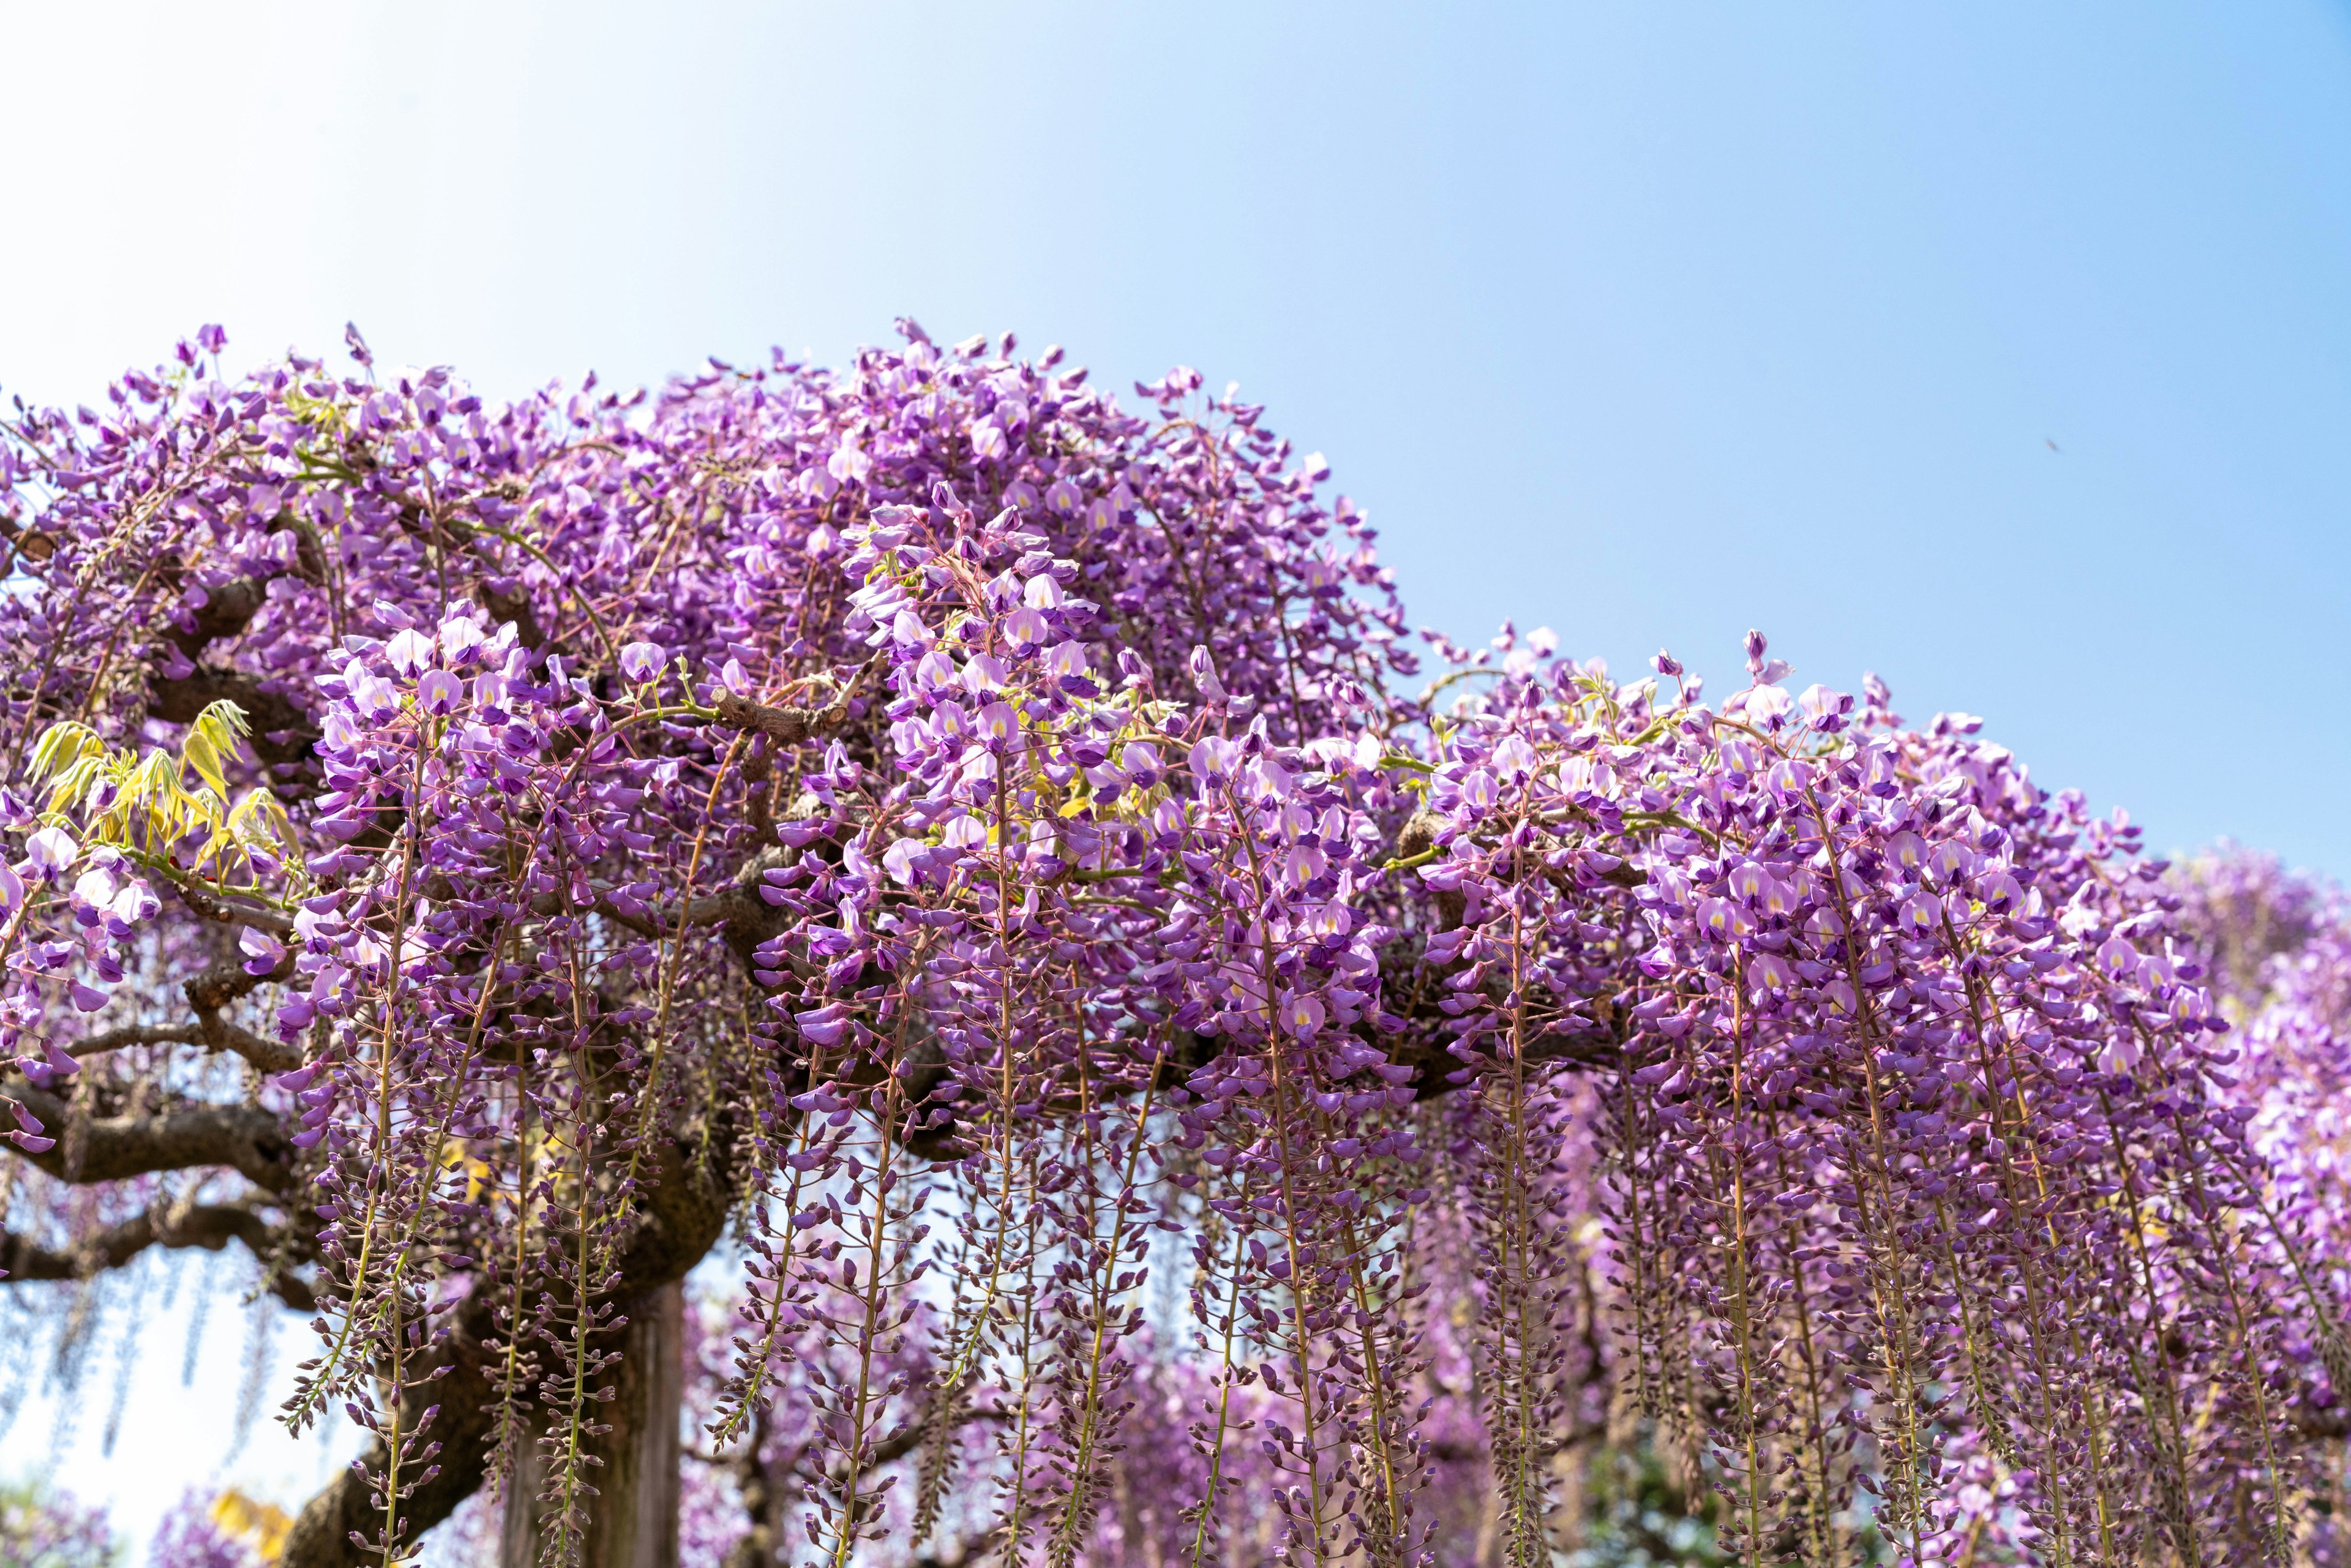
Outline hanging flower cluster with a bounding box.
[0,1478,118,1568]
[2,321,2345,1568]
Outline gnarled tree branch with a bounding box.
[149,664,315,766]
[171,878,298,937]
[2,1081,296,1193]
[0,1195,316,1310]
[182,948,304,1073]
[707,650,883,749]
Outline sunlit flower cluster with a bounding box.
[2,321,2346,1568]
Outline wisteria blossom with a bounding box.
[0,1479,118,1568]
[0,321,2344,1568]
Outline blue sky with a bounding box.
[7,4,2350,876]
[4,0,2350,1547]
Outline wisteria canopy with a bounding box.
[2,322,2349,1568]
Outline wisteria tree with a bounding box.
[3,321,2348,1568]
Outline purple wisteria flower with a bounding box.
[0,318,2333,1568]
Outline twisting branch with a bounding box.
[62,1022,210,1059]
[708,651,885,748]
[0,1194,316,1310]
[165,576,270,659]
[42,921,299,1072]
[143,566,319,763]
[1,1081,296,1193]
[171,878,298,937]
[183,949,304,1073]
[57,1012,297,1074]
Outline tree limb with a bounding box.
[1,1081,296,1193]
[149,665,315,766]
[167,576,269,659]
[171,877,298,938]
[0,1195,315,1310]
[62,1023,208,1059]
[181,950,304,1073]
[60,1015,298,1075]
[708,651,883,748]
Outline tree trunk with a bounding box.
[282,1138,735,1568]
[502,1280,685,1568]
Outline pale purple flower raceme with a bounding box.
[0,321,2344,1568]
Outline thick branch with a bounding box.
[167,576,269,659]
[171,878,298,937]
[1,1081,296,1192]
[61,1015,296,1075]
[149,664,316,765]
[62,1023,206,1059]
[182,950,304,1073]
[680,847,792,972]
[478,581,553,655]
[0,515,58,565]
[140,559,322,763]
[894,992,1632,1165]
[708,651,882,748]
[191,1013,301,1073]
[516,852,792,974]
[50,927,297,1075]
[711,691,848,746]
[0,1196,315,1310]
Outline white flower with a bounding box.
[1491,734,1538,782]
[385,628,434,678]
[438,615,487,666]
[24,826,77,880]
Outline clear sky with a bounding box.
[6,2,2350,875]
[1,0,2349,1534]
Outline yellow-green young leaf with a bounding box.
[132,751,197,843]
[29,721,105,786]
[127,747,173,803]
[42,754,107,816]
[182,700,250,800]
[190,699,252,746]
[226,789,293,852]
[182,729,227,801]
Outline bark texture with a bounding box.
[501,1281,685,1568]
[277,1136,730,1568]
